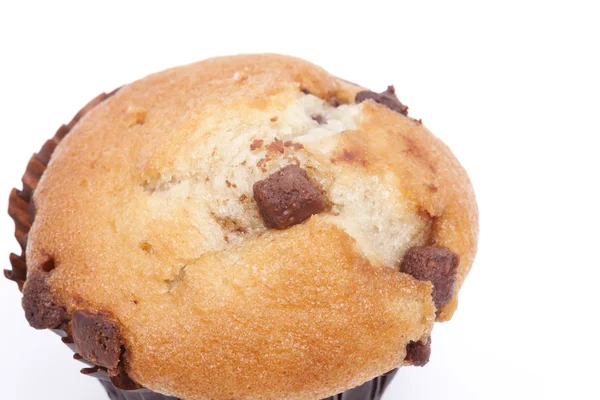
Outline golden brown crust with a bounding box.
[124,217,435,399]
[17,54,478,399]
[6,90,119,292]
[345,102,478,319]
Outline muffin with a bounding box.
[6,54,478,400]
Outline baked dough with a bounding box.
[19,54,478,399]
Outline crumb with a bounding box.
[288,156,301,166]
[250,139,264,151]
[233,71,248,82]
[257,158,267,172]
[266,138,285,153]
[332,148,368,166]
[284,141,304,151]
[140,242,153,254]
[125,105,147,127]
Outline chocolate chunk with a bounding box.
[253,165,326,229]
[355,86,409,116]
[108,362,142,390]
[72,310,122,370]
[400,246,459,307]
[328,97,341,107]
[22,268,67,329]
[405,337,431,367]
[311,113,326,124]
[80,349,142,391]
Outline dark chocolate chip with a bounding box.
[400,246,459,307]
[72,310,122,370]
[21,265,67,329]
[253,165,326,229]
[405,337,431,367]
[355,86,409,116]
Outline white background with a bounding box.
[1,1,599,399]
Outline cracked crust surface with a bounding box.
[25,54,477,399]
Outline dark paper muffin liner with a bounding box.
[7,90,399,400]
[100,369,397,400]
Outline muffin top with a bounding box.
[13,54,478,400]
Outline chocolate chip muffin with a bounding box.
[6,54,478,400]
